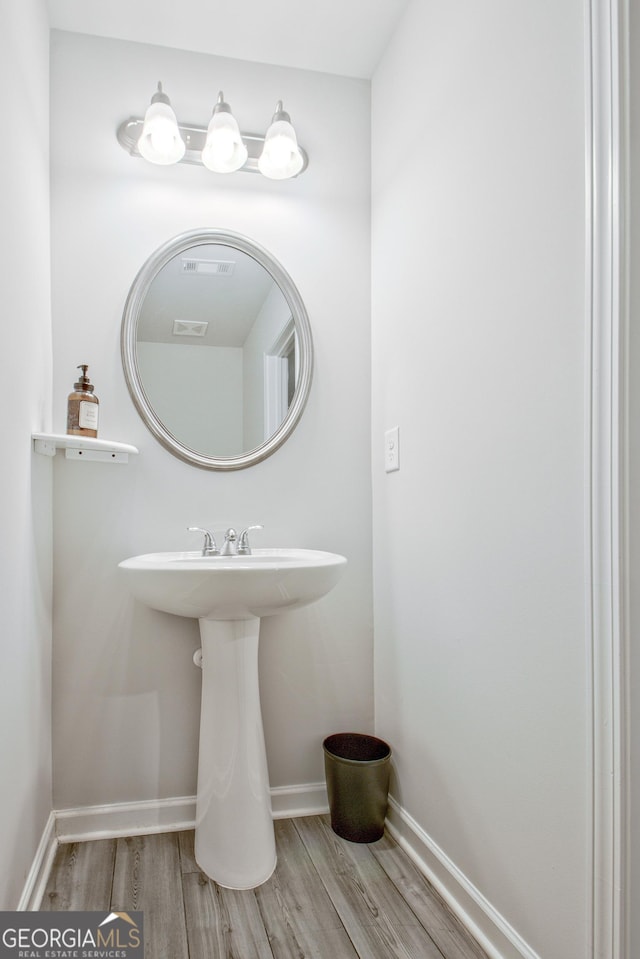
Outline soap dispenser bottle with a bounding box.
[67,364,99,437]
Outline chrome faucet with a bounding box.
[187,527,219,556]
[218,525,264,556]
[189,524,263,556]
[220,527,238,556]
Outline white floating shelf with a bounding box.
[32,433,139,463]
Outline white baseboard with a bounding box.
[54,795,197,843]
[385,797,540,959]
[17,812,57,912]
[53,782,328,844]
[271,781,328,819]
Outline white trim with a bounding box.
[385,799,540,959]
[263,353,288,438]
[585,1,628,957]
[17,812,57,912]
[55,796,197,843]
[271,781,328,819]
[53,783,328,844]
[263,316,295,440]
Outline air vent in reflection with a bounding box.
[172,320,209,337]
[181,258,235,275]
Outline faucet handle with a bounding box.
[187,527,219,556]
[237,525,264,555]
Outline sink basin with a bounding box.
[118,547,347,620]
[118,545,347,890]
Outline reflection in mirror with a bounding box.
[137,244,296,456]
[121,231,313,470]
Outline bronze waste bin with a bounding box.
[323,732,391,843]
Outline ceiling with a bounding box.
[138,244,279,348]
[46,0,410,79]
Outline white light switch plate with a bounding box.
[385,426,400,472]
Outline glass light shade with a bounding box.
[258,115,304,180]
[202,110,248,173]
[138,91,185,165]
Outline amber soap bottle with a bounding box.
[67,364,99,437]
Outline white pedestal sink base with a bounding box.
[194,617,276,889]
[118,548,348,888]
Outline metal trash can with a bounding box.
[323,732,391,843]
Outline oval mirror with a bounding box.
[121,230,313,470]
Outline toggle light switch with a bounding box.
[385,426,400,472]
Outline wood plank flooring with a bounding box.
[41,815,488,959]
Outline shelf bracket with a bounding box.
[33,437,57,457]
[65,448,131,463]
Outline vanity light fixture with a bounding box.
[137,83,185,166]
[258,101,305,180]
[117,84,308,179]
[201,92,248,173]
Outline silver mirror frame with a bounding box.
[121,229,313,470]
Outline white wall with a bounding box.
[137,342,244,455]
[371,3,588,958]
[50,31,373,808]
[0,0,53,909]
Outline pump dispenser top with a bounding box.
[74,364,94,392]
[67,364,99,437]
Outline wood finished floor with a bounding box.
[41,815,489,959]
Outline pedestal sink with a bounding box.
[118,548,347,888]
